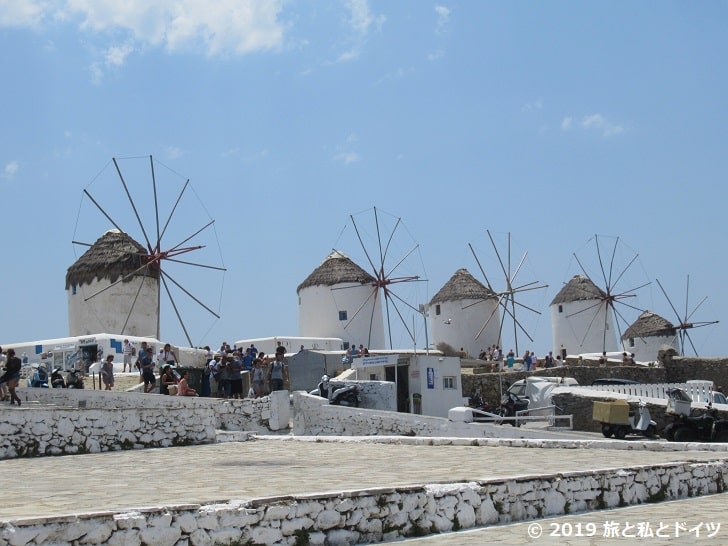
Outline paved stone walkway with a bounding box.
[0,437,726,523]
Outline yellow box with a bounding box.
[592,400,629,424]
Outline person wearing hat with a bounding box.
[101,355,115,390]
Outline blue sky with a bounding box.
[0,1,725,357]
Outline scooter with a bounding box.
[495,391,529,426]
[467,390,492,413]
[311,375,361,407]
[29,365,49,388]
[51,368,66,389]
[600,399,657,439]
[664,387,728,443]
[66,368,85,389]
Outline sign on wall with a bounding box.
[427,367,435,389]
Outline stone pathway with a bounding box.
[1,437,726,522]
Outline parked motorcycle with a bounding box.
[599,399,657,439]
[28,364,49,388]
[664,387,728,443]
[467,391,492,413]
[66,368,85,389]
[495,391,529,426]
[311,375,361,407]
[51,368,66,389]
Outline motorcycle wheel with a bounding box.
[614,426,628,440]
[662,423,675,442]
[601,424,613,438]
[673,426,698,443]
[643,424,657,438]
[713,430,728,443]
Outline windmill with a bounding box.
[332,207,428,350]
[656,275,719,356]
[467,230,548,356]
[69,155,226,347]
[553,234,649,355]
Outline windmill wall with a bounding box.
[67,276,159,338]
[298,282,385,350]
[430,298,501,359]
[550,299,618,355]
[622,334,679,363]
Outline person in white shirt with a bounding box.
[122,339,134,373]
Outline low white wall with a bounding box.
[2,459,725,545]
[1,389,290,459]
[293,392,576,440]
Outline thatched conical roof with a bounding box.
[622,310,676,339]
[66,229,157,289]
[550,275,606,305]
[297,250,375,293]
[430,268,496,305]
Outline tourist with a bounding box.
[159,364,178,395]
[275,341,286,356]
[544,351,554,368]
[0,349,22,405]
[242,347,254,372]
[161,343,177,366]
[101,355,115,390]
[523,350,533,372]
[268,353,288,392]
[177,371,198,397]
[135,341,149,383]
[208,353,223,396]
[0,347,7,401]
[229,351,244,399]
[217,356,232,398]
[506,350,515,370]
[122,339,134,373]
[251,358,266,397]
[140,348,157,393]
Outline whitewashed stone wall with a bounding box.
[2,460,726,545]
[292,392,578,440]
[1,389,289,459]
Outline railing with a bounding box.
[470,406,573,429]
[575,382,715,403]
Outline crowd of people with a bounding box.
[121,339,289,399]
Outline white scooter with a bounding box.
[600,399,657,439]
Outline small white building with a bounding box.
[429,268,500,359]
[2,333,207,373]
[551,275,618,355]
[297,250,385,351]
[66,230,159,338]
[622,310,679,363]
[351,353,463,418]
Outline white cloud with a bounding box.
[521,100,543,113]
[0,0,48,27]
[434,5,450,35]
[1,1,286,57]
[581,113,624,137]
[334,151,359,165]
[335,0,385,63]
[104,41,134,66]
[560,113,624,137]
[427,49,444,62]
[3,160,19,177]
[165,146,183,160]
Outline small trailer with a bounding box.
[593,399,656,439]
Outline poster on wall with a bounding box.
[427,367,434,389]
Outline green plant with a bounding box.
[452,514,461,531]
[293,529,310,546]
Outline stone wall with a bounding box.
[2,389,289,459]
[3,457,726,545]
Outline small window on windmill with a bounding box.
[558,304,563,313]
[72,284,77,295]
[629,338,635,348]
[339,310,347,321]
[435,304,441,316]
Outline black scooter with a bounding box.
[495,391,529,426]
[664,387,728,443]
[312,375,361,407]
[51,368,66,389]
